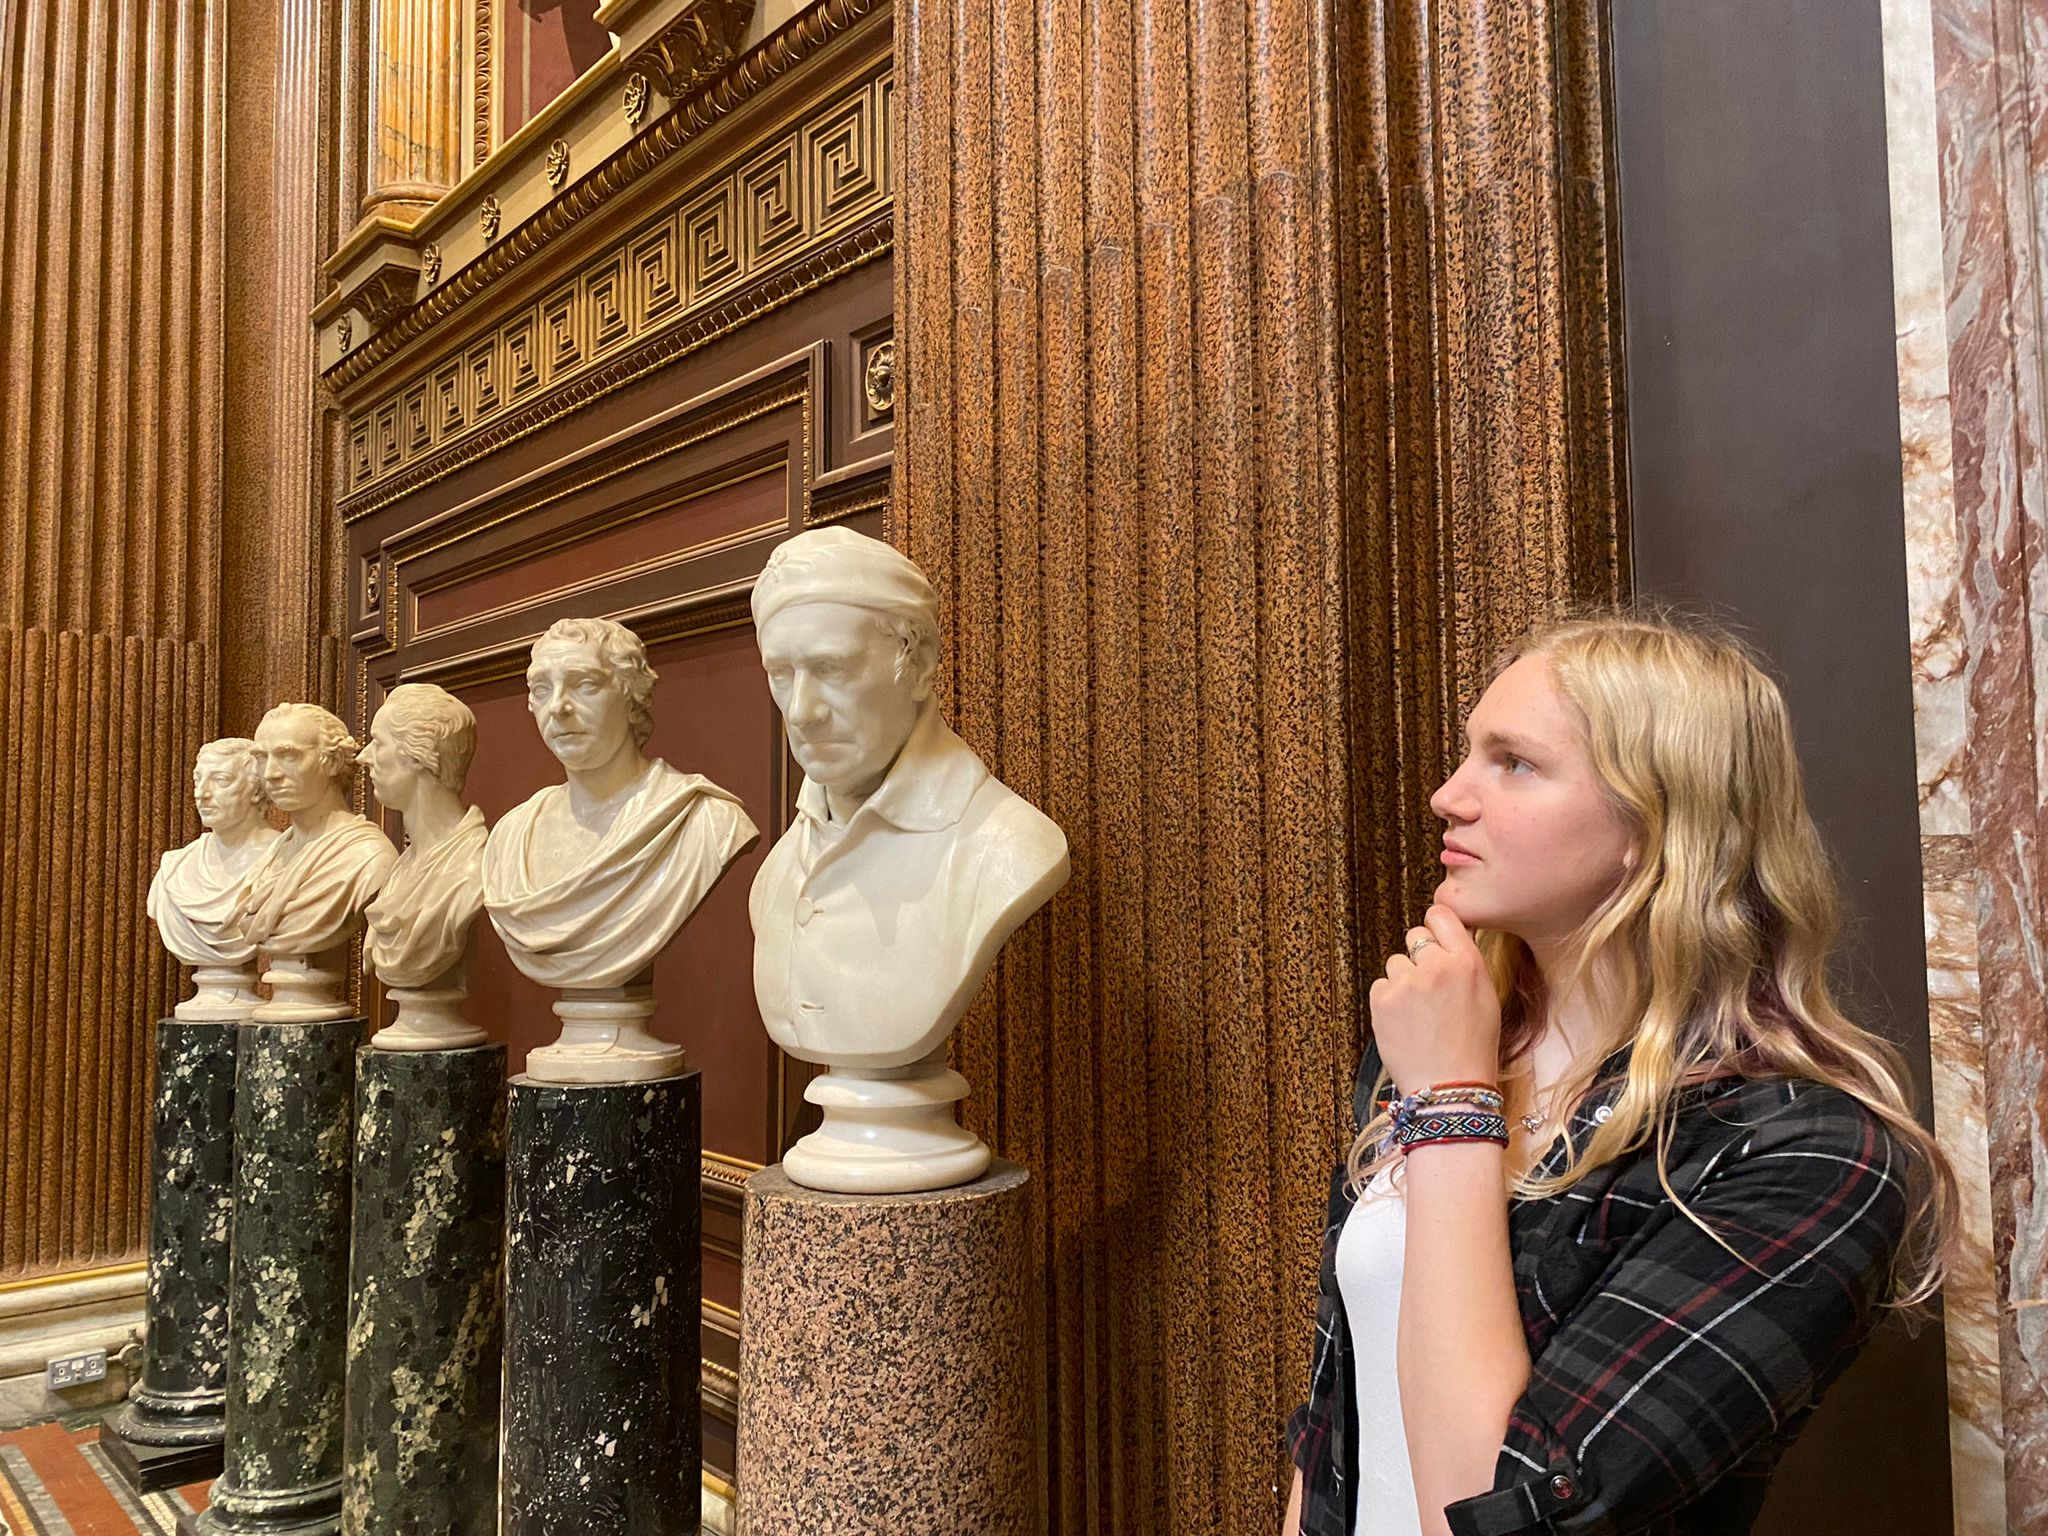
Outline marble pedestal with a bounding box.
[502,1071,700,1535]
[735,1161,1033,1535]
[181,1018,364,1536]
[101,1017,240,1493]
[341,1045,506,1535]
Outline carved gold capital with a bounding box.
[602,0,756,101]
[317,216,430,338]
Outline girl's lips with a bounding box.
[1440,846,1480,866]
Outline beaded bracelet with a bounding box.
[1410,1085,1504,1111]
[1396,1108,1510,1150]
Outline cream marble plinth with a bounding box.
[524,986,685,1084]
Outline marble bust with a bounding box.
[483,617,759,1083]
[749,528,1070,1192]
[148,739,282,1020]
[359,684,489,1051]
[235,703,398,1021]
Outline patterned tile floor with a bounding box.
[0,1413,208,1534]
[0,1414,734,1534]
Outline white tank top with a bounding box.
[1334,1164,1423,1536]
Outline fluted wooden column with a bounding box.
[0,0,228,1276]
[361,0,462,221]
[892,0,1624,1530]
[0,0,351,1281]
[1340,0,1624,919]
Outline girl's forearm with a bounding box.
[1397,1142,1531,1533]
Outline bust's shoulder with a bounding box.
[961,774,1069,871]
[493,781,561,833]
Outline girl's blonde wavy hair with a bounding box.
[1347,610,1958,1309]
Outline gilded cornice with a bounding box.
[324,0,884,396]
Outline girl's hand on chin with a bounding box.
[1370,903,1502,1093]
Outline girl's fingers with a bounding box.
[1422,902,1478,956]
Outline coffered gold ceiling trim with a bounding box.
[324,0,884,395]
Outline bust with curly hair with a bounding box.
[234,702,397,1018]
[359,684,491,1050]
[483,617,759,1082]
[146,738,282,1018]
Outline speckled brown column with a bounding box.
[735,1160,1032,1535]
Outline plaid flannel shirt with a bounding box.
[1286,1039,1908,1535]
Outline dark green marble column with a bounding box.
[502,1072,700,1536]
[183,1017,363,1536]
[102,1017,239,1492]
[341,1044,505,1535]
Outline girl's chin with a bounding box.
[1429,883,1494,931]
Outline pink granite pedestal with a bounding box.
[735,1160,1033,1535]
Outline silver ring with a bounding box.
[1406,934,1438,960]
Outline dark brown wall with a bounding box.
[1610,2,1954,1529]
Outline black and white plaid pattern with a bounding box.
[1287,1039,1908,1535]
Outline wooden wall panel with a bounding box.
[895,0,1625,1529]
[0,0,351,1279]
[0,632,208,1272]
[0,0,225,1280]
[0,0,224,645]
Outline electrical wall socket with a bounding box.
[45,1350,107,1389]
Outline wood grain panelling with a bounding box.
[894,0,1624,1530]
[0,634,207,1272]
[0,0,223,644]
[0,0,226,1280]
[0,0,354,1278]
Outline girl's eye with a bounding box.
[1504,754,1533,775]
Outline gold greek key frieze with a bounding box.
[325,0,885,394]
[341,69,893,509]
[340,212,879,523]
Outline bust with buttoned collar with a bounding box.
[749,528,1070,1193]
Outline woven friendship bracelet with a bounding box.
[1380,1086,1505,1149]
[1396,1109,1510,1150]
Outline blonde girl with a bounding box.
[1284,613,1957,1536]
